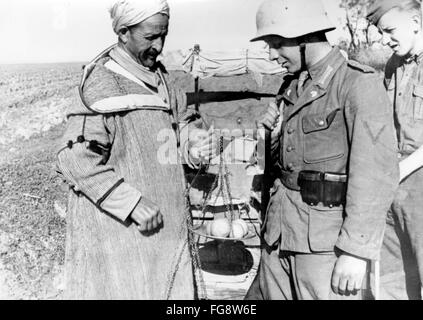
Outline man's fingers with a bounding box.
[347,278,356,293]
[195,136,216,149]
[137,220,148,232]
[267,107,279,119]
[132,198,163,232]
[258,118,275,131]
[194,138,218,160]
[197,139,215,149]
[157,212,163,226]
[189,129,208,145]
[137,213,162,233]
[338,276,348,295]
[265,117,279,129]
[266,113,280,123]
[197,144,216,154]
[331,272,340,295]
[269,102,279,112]
[145,220,153,232]
[150,216,159,230]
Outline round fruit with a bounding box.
[230,223,245,239]
[210,218,231,238]
[232,219,249,236]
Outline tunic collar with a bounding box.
[307,47,346,90]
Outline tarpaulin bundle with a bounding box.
[162,46,285,79]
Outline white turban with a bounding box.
[110,0,170,34]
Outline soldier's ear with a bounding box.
[118,27,130,44]
[411,14,422,34]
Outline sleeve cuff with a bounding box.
[335,236,380,261]
[99,182,142,222]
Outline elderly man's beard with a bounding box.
[141,48,160,69]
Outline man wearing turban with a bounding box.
[56,0,215,299]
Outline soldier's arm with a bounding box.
[335,73,399,261]
[56,114,142,223]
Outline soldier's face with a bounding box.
[119,14,169,68]
[265,36,302,74]
[377,8,422,57]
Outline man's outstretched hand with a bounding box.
[188,126,218,164]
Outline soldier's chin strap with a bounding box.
[299,42,307,72]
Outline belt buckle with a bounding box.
[323,172,347,183]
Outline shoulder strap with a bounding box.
[78,45,171,115]
[347,60,375,74]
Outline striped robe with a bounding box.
[56,57,197,300]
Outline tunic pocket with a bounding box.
[413,85,423,120]
[308,206,344,252]
[302,109,345,164]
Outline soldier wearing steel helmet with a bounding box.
[246,0,399,300]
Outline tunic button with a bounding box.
[287,128,295,134]
[287,146,295,152]
[287,163,295,171]
[318,120,325,127]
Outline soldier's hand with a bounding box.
[331,253,368,296]
[188,127,218,163]
[257,102,280,131]
[130,197,163,233]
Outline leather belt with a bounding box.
[299,171,347,183]
[278,170,301,191]
[273,163,301,191]
[273,165,348,207]
[276,170,347,191]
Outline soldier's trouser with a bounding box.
[248,243,362,300]
[380,169,423,300]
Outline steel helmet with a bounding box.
[251,0,336,42]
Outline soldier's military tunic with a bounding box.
[250,47,399,300]
[379,53,423,300]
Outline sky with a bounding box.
[0,0,347,64]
